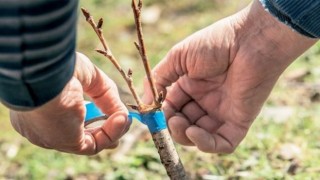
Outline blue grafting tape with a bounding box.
[140,111,167,133]
[85,102,167,133]
[128,111,142,122]
[85,102,105,122]
[128,111,167,133]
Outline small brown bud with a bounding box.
[134,42,140,52]
[97,18,103,29]
[158,91,164,103]
[138,0,143,10]
[96,49,106,55]
[127,104,139,111]
[128,68,133,77]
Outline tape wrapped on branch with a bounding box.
[85,102,167,133]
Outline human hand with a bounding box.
[144,0,317,153]
[10,52,130,155]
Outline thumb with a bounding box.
[142,45,185,103]
[75,52,127,115]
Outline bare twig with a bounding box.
[132,0,161,108]
[81,8,143,109]
[81,9,108,51]
[96,50,143,109]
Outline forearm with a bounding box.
[0,1,78,110]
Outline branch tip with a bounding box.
[81,8,90,20]
[132,0,141,14]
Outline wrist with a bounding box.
[232,0,317,67]
[260,0,320,38]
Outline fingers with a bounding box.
[167,115,193,146]
[89,68,127,115]
[164,81,215,120]
[186,123,248,153]
[76,112,130,155]
[70,53,129,155]
[76,52,127,115]
[92,112,130,153]
[180,101,206,123]
[142,45,185,103]
[166,113,221,147]
[164,81,191,112]
[166,100,247,153]
[153,46,184,88]
[142,77,156,104]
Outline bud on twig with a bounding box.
[97,18,103,29]
[128,68,133,78]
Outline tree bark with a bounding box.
[152,129,188,180]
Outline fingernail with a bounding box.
[121,115,132,134]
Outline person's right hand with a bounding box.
[10,53,130,155]
[144,0,317,153]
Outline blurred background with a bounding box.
[1,0,320,179]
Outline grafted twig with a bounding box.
[81,8,143,110]
[132,0,161,108]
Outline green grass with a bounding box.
[1,0,320,179]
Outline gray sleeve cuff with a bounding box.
[259,0,320,38]
[0,0,78,109]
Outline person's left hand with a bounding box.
[10,52,130,155]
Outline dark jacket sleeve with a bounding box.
[260,0,320,38]
[0,0,78,109]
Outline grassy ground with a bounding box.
[1,0,320,179]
